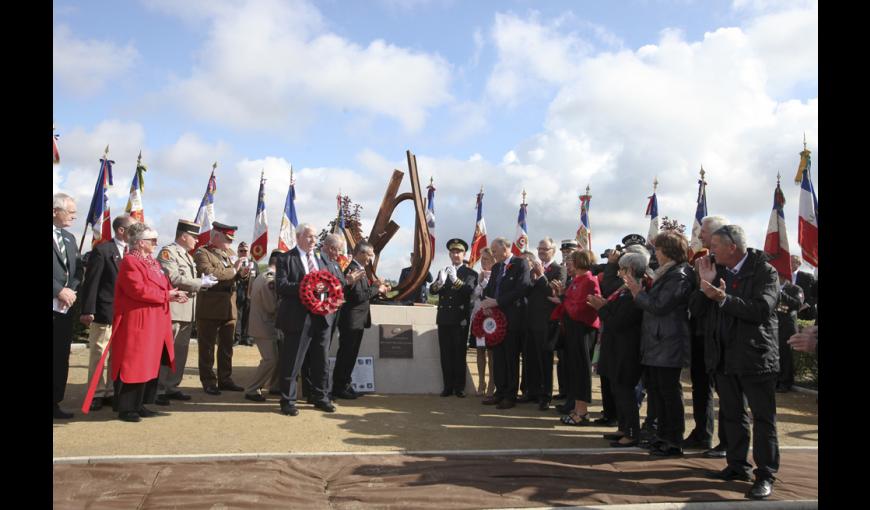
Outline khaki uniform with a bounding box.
[194,245,249,388]
[156,242,203,395]
[244,269,281,395]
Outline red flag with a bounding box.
[193,165,217,251]
[763,178,791,279]
[468,188,488,268]
[251,173,268,261]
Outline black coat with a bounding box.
[689,248,780,375]
[600,262,624,298]
[53,228,82,298]
[794,270,817,321]
[597,288,644,385]
[635,262,695,368]
[339,260,380,330]
[275,248,342,332]
[776,281,804,343]
[430,265,477,325]
[483,256,532,328]
[525,262,563,331]
[79,241,123,324]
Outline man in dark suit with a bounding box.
[790,255,817,321]
[775,276,804,393]
[332,241,389,399]
[430,239,478,398]
[79,214,137,411]
[480,237,531,409]
[696,224,781,500]
[53,193,83,419]
[398,252,433,304]
[275,224,345,416]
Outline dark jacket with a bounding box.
[776,281,803,343]
[275,248,342,332]
[398,267,433,304]
[597,288,644,385]
[339,260,379,330]
[635,262,695,368]
[53,227,83,299]
[794,270,817,321]
[600,262,624,298]
[688,248,780,375]
[483,256,531,328]
[525,262,563,331]
[430,265,477,326]
[79,241,123,324]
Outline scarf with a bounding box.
[651,260,676,284]
[130,249,166,278]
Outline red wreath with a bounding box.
[471,307,508,347]
[299,270,345,315]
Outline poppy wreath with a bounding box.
[299,270,345,316]
[471,307,507,347]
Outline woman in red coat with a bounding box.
[550,249,601,425]
[107,223,187,422]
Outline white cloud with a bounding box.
[152,0,451,132]
[53,25,139,96]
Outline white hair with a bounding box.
[713,224,747,253]
[127,223,159,242]
[324,233,344,248]
[53,192,73,209]
[702,215,729,233]
[296,223,317,237]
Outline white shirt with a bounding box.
[719,251,750,307]
[114,238,127,259]
[300,248,319,275]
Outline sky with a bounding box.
[53,0,818,280]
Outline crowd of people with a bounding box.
[53,191,818,500]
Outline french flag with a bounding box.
[577,190,591,251]
[689,175,707,258]
[193,167,217,251]
[763,178,791,279]
[645,192,659,246]
[511,200,529,256]
[251,173,268,261]
[125,153,146,223]
[53,132,60,164]
[85,154,114,248]
[797,151,818,268]
[277,172,298,252]
[425,180,436,254]
[468,188,488,268]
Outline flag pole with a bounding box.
[79,145,109,252]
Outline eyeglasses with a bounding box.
[714,226,738,245]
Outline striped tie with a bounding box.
[307,251,317,273]
[55,230,67,266]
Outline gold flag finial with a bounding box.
[103,145,110,158]
[521,188,527,205]
[653,176,659,193]
[137,150,142,164]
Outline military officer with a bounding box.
[242,249,282,401]
[194,222,251,395]
[234,241,259,346]
[430,238,478,397]
[154,220,218,405]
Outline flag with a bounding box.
[251,173,268,261]
[331,193,351,270]
[425,180,436,254]
[511,200,529,256]
[797,148,818,267]
[125,153,146,222]
[576,191,592,251]
[689,176,707,258]
[193,168,217,251]
[277,174,298,252]
[468,188,488,268]
[645,192,659,245]
[53,132,60,164]
[84,155,114,248]
[763,178,791,279]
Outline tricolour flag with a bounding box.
[85,153,114,248]
[796,145,818,267]
[193,166,217,251]
[576,189,592,251]
[425,180,436,254]
[331,193,351,270]
[689,173,708,258]
[277,172,298,252]
[251,172,268,261]
[511,198,529,256]
[645,192,659,245]
[468,188,488,268]
[53,132,60,165]
[125,152,146,222]
[763,178,791,279]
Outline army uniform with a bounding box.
[156,224,204,400]
[243,266,280,398]
[194,228,250,391]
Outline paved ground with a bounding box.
[54,344,818,458]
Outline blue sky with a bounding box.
[54,0,818,278]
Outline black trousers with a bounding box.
[611,379,641,439]
[564,319,594,404]
[493,325,522,402]
[689,334,715,442]
[600,375,616,420]
[645,366,685,448]
[640,370,657,428]
[777,331,795,389]
[526,327,554,401]
[333,326,365,391]
[114,376,159,414]
[53,312,73,406]
[278,316,331,406]
[715,372,780,480]
[437,324,468,392]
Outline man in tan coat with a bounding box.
[242,249,282,401]
[194,222,251,395]
[154,220,218,405]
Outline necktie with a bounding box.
[307,251,317,273]
[55,229,67,265]
[495,262,507,296]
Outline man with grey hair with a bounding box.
[694,224,781,500]
[274,224,345,416]
[53,192,83,419]
[79,214,138,411]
